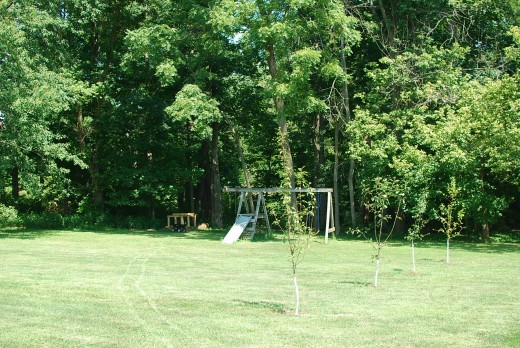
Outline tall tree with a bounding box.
[165,84,223,226]
[211,0,307,191]
[0,2,85,212]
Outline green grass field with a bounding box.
[1,229,519,347]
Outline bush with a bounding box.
[2,209,163,231]
[0,204,21,227]
[127,216,163,230]
[61,213,163,230]
[20,212,64,229]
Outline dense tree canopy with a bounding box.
[0,0,518,239]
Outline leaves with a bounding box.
[0,0,518,233]
[165,84,222,139]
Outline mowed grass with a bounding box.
[0,229,519,347]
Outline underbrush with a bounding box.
[2,211,163,231]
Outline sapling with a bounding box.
[407,218,426,274]
[356,178,403,288]
[275,129,316,315]
[438,178,465,264]
[406,191,429,274]
[273,169,316,316]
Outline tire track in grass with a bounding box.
[117,254,170,346]
[117,249,185,347]
[134,251,185,334]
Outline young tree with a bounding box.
[273,167,316,316]
[437,179,464,264]
[355,178,402,288]
[405,191,429,274]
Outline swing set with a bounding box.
[222,187,335,244]
[0,111,5,131]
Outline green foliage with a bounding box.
[122,24,180,85]
[0,203,20,227]
[357,177,403,244]
[405,190,429,242]
[0,0,519,234]
[352,38,520,238]
[437,178,465,241]
[276,168,316,260]
[505,26,520,62]
[165,84,222,139]
[20,212,64,230]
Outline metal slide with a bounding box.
[222,214,253,244]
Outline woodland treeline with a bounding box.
[1,0,519,240]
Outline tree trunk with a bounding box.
[187,126,201,213]
[412,238,416,274]
[76,108,86,152]
[76,107,103,211]
[11,167,19,201]
[89,143,104,210]
[293,273,300,316]
[196,139,210,217]
[446,238,450,264]
[188,182,195,213]
[374,255,381,288]
[479,168,490,243]
[233,127,255,213]
[373,0,397,57]
[210,123,223,228]
[340,38,356,228]
[266,43,296,197]
[314,115,326,231]
[348,158,356,227]
[313,113,323,188]
[481,223,490,243]
[279,119,296,190]
[333,118,342,235]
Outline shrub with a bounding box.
[61,213,163,230]
[21,212,64,229]
[0,204,21,227]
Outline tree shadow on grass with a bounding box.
[250,230,286,243]
[335,280,372,287]
[235,300,287,314]
[0,227,289,243]
[89,228,229,241]
[0,223,335,244]
[0,229,58,240]
[450,242,519,254]
[0,227,228,241]
[410,241,520,254]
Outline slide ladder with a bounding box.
[222,214,254,244]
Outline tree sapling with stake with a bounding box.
[272,167,316,316]
[438,178,465,264]
[405,190,429,274]
[354,178,403,288]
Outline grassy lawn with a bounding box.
[1,229,519,347]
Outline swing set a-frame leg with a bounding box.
[325,192,335,243]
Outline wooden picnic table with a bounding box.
[166,213,197,229]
